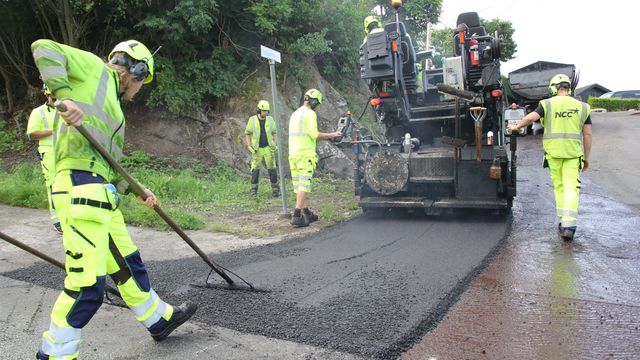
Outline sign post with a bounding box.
[260,45,288,216]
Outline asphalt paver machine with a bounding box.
[351,8,517,214]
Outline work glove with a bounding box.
[248,145,257,154]
[270,145,277,152]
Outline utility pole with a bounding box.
[260,45,288,216]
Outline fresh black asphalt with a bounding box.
[4,211,509,359]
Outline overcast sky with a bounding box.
[435,0,637,91]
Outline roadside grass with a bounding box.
[0,152,360,236]
[0,162,48,208]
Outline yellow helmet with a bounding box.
[548,73,572,96]
[304,88,323,106]
[108,40,155,84]
[257,100,270,111]
[364,16,381,33]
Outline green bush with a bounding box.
[588,97,640,112]
[0,122,27,153]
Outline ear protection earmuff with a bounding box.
[549,83,572,97]
[307,98,320,109]
[110,54,149,82]
[130,62,149,82]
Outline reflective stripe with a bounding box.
[581,103,588,124]
[294,175,312,181]
[94,68,109,111]
[39,107,50,130]
[131,288,170,328]
[142,298,168,328]
[131,288,159,317]
[251,116,258,138]
[295,108,308,134]
[289,132,308,137]
[75,101,121,133]
[42,339,80,357]
[41,65,68,81]
[544,99,552,132]
[544,133,582,140]
[559,209,578,217]
[33,47,67,67]
[48,323,81,343]
[295,183,311,189]
[41,324,81,357]
[562,219,577,227]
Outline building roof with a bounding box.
[575,83,611,95]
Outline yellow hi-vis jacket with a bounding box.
[26,104,56,154]
[31,39,126,182]
[245,114,276,148]
[540,96,590,159]
[288,105,319,157]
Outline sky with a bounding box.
[435,0,638,91]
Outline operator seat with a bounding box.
[453,12,486,56]
[360,28,394,81]
[383,21,417,92]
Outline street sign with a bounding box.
[260,45,281,63]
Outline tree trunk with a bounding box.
[0,64,14,116]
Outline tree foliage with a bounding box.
[0,0,517,117]
[371,0,442,34]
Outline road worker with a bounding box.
[244,100,279,197]
[31,38,196,359]
[508,74,592,241]
[362,15,384,45]
[288,89,342,227]
[26,85,60,233]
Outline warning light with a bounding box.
[370,98,382,107]
[491,89,503,98]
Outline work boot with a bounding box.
[271,183,280,197]
[291,208,309,227]
[151,302,197,341]
[303,208,319,223]
[560,226,576,241]
[36,351,72,360]
[250,187,258,196]
[53,222,63,234]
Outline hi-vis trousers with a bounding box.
[289,154,317,193]
[250,146,277,171]
[547,157,581,228]
[41,170,173,359]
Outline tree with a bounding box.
[482,18,517,62]
[0,0,386,116]
[371,0,442,34]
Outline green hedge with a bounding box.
[588,97,640,111]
